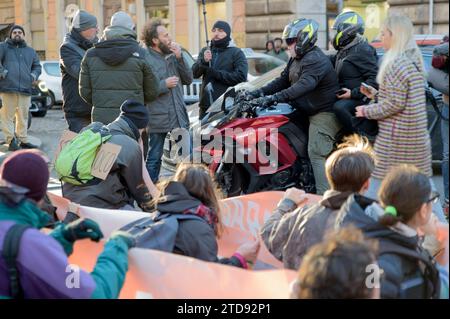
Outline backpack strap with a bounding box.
[2,224,31,299]
[378,240,441,299]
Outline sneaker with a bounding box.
[19,141,38,149]
[7,138,20,151]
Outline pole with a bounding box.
[201,0,211,67]
[429,0,434,34]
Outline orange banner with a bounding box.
[48,191,321,298]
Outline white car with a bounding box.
[39,61,62,105]
[183,48,286,105]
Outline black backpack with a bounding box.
[119,211,208,252]
[1,224,31,299]
[378,239,441,299]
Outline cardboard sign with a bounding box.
[54,130,78,160]
[54,130,122,181]
[91,143,122,180]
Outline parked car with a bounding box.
[182,48,286,105]
[39,60,62,106]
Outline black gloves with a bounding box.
[62,218,104,243]
[254,95,278,109]
[243,89,264,101]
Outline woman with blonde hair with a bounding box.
[151,163,260,268]
[355,15,447,222]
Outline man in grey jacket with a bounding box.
[141,20,193,182]
[62,100,154,211]
[260,135,374,270]
[0,25,41,151]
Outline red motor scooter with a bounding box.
[194,88,315,197]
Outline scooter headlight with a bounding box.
[38,81,48,92]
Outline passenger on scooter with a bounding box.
[245,18,342,194]
[329,11,379,141]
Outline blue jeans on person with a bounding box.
[146,133,167,183]
[365,177,448,223]
[441,103,449,202]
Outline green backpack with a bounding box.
[55,123,112,185]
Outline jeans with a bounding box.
[146,132,167,183]
[308,112,342,195]
[333,98,378,138]
[365,177,448,223]
[441,103,449,202]
[66,115,91,133]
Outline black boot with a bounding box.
[8,138,20,151]
[19,141,38,149]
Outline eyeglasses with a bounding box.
[426,192,440,204]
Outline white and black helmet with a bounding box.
[282,18,319,58]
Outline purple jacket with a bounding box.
[0,221,96,298]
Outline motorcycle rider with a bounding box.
[330,11,379,140]
[246,18,342,194]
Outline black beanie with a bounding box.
[10,25,25,38]
[119,100,149,129]
[213,20,231,37]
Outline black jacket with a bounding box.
[60,30,94,118]
[192,44,248,107]
[156,182,243,267]
[329,37,379,101]
[335,194,441,299]
[261,46,339,116]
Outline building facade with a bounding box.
[0,0,448,60]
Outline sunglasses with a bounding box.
[426,192,440,204]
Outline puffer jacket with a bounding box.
[335,194,441,299]
[154,181,243,267]
[261,46,339,116]
[79,26,159,124]
[62,117,153,211]
[260,190,352,270]
[0,39,41,96]
[60,29,95,118]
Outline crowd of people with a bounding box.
[0,8,449,299]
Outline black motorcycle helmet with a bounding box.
[332,11,365,50]
[282,18,319,58]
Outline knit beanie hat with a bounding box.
[72,10,98,31]
[119,100,150,129]
[0,150,49,202]
[212,20,231,37]
[111,11,135,31]
[10,25,25,38]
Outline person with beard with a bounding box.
[141,20,193,183]
[79,11,159,125]
[60,10,98,133]
[192,20,248,120]
[0,25,41,151]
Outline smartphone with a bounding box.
[361,82,371,89]
[335,89,347,96]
